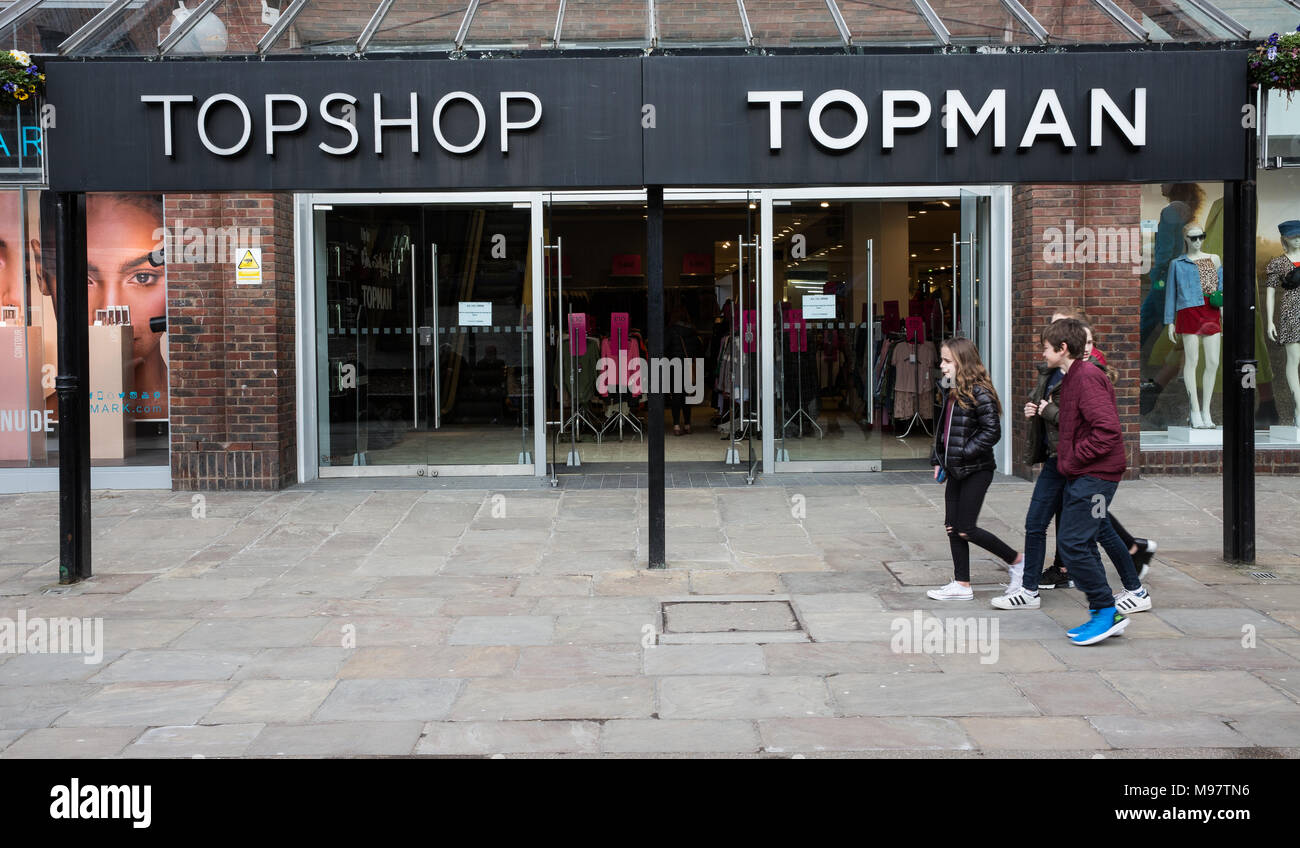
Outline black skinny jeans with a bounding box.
[944,469,1019,583]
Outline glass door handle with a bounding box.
[431,243,440,430]
[411,242,418,430]
[866,237,874,426]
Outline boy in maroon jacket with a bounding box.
[1048,319,1130,645]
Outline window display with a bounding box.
[0,189,169,470]
[1139,170,1300,448]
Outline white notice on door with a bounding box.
[459,302,492,326]
[802,294,835,319]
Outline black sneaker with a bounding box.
[1131,538,1157,581]
[1038,564,1073,590]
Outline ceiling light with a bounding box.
[820,202,829,208]
[918,210,926,214]
[940,200,951,207]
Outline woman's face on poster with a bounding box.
[85,195,165,369]
[0,191,22,313]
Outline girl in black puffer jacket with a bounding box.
[927,337,1024,601]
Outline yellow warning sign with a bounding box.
[235,247,262,286]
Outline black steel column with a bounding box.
[647,186,666,569]
[1222,117,1257,563]
[54,192,91,584]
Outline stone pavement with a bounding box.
[1,475,1299,758]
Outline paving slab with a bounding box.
[171,618,325,650]
[958,717,1109,750]
[758,716,973,751]
[553,614,658,645]
[1226,714,1300,748]
[1009,672,1139,715]
[658,675,833,719]
[1100,670,1300,716]
[601,719,761,753]
[448,616,555,646]
[643,645,766,675]
[337,646,518,679]
[202,680,337,724]
[514,645,641,677]
[663,601,797,633]
[55,682,232,727]
[247,722,423,757]
[89,650,256,683]
[450,677,654,721]
[123,724,264,758]
[1086,715,1251,748]
[1134,638,1300,670]
[417,721,600,755]
[232,647,352,680]
[1153,608,1299,639]
[314,679,463,722]
[762,642,937,674]
[830,673,1038,717]
[0,726,143,759]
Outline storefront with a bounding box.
[0,0,1292,550]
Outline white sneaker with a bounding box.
[1114,587,1152,614]
[927,581,974,601]
[1005,555,1025,594]
[992,587,1040,610]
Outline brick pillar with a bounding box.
[166,193,297,490]
[1011,184,1143,480]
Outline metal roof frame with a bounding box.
[258,0,312,55]
[911,0,953,45]
[1088,0,1149,41]
[0,0,48,33]
[999,0,1048,43]
[824,0,852,45]
[57,0,133,55]
[1183,0,1250,39]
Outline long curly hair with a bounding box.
[941,337,1001,415]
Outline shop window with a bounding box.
[0,190,171,472]
[1137,174,1300,450]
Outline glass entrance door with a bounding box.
[316,202,533,476]
[769,197,885,470]
[956,188,992,352]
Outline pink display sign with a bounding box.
[787,308,807,353]
[610,312,629,353]
[568,313,587,355]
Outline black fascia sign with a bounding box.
[45,51,1248,192]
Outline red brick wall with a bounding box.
[166,192,296,490]
[1141,449,1300,476]
[1011,184,1143,480]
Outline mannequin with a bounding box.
[1164,224,1222,429]
[1264,220,1300,427]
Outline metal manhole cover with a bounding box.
[1250,572,1279,580]
[662,601,801,633]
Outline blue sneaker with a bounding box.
[1066,609,1103,638]
[1069,607,1128,646]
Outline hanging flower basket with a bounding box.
[1250,31,1300,94]
[0,50,43,103]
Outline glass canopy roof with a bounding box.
[0,0,1285,57]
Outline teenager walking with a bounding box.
[927,338,1024,601]
[995,315,1152,615]
[1043,318,1131,645]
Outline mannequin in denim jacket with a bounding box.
[1166,225,1222,429]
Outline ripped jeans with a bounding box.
[943,469,1019,583]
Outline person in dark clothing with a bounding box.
[927,337,1024,601]
[1050,318,1131,645]
[1037,308,1157,607]
[665,305,702,435]
[996,315,1150,615]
